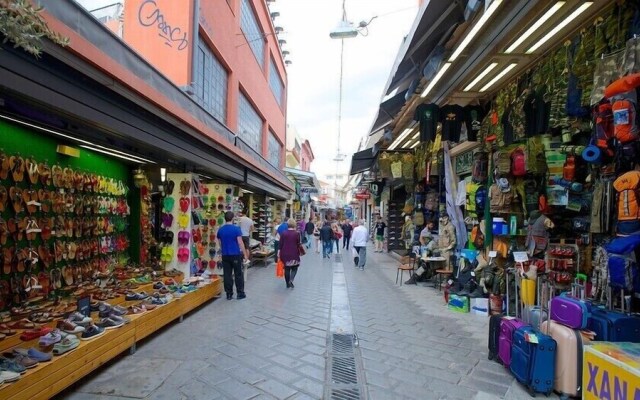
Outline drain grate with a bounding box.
[331,356,357,384]
[331,388,360,400]
[332,334,355,353]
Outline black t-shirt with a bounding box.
[440,105,464,142]
[463,105,487,142]
[341,224,353,237]
[305,222,315,235]
[375,222,386,236]
[414,103,439,143]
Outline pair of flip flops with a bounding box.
[160,246,174,262]
[177,248,190,262]
[177,231,190,246]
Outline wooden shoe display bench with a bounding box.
[0,277,222,400]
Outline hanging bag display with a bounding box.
[378,152,392,178]
[472,152,488,183]
[390,158,402,179]
[610,89,640,143]
[613,171,640,233]
[510,148,527,177]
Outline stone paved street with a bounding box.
[58,245,556,400]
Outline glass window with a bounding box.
[240,0,265,67]
[267,132,282,167]
[194,38,228,123]
[269,58,285,106]
[238,92,263,150]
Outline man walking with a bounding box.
[341,219,353,250]
[374,216,387,253]
[217,211,250,300]
[237,210,254,251]
[304,218,315,250]
[319,221,333,259]
[352,219,368,270]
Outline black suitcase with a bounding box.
[488,314,502,362]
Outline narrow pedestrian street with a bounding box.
[58,248,544,400]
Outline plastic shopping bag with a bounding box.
[276,260,284,278]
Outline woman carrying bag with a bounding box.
[278,218,304,289]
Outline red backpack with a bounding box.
[611,90,639,143]
[595,101,614,155]
[511,148,526,177]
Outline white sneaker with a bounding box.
[0,370,20,383]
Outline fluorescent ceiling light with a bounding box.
[505,2,565,53]
[409,141,420,149]
[526,2,593,54]
[90,144,155,164]
[449,0,503,62]
[464,62,498,91]
[80,145,150,164]
[480,63,517,92]
[420,62,452,98]
[388,128,415,150]
[411,131,420,140]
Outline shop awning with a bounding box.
[368,89,409,135]
[284,168,321,194]
[349,147,378,176]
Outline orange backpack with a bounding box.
[613,171,640,222]
[611,90,640,143]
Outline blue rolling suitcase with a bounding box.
[510,326,556,396]
[587,308,640,342]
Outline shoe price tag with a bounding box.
[489,251,497,258]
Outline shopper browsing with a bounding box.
[352,219,368,270]
[278,219,303,289]
[331,222,341,254]
[313,220,322,254]
[374,216,386,253]
[237,210,254,250]
[217,211,250,300]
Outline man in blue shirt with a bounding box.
[217,211,250,300]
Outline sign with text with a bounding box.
[583,343,640,400]
[123,0,194,86]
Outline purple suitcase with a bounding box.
[498,318,526,367]
[550,295,589,329]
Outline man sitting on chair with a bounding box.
[404,221,437,284]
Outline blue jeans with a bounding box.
[305,233,312,249]
[322,240,332,258]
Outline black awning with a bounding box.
[349,147,378,175]
[369,89,408,135]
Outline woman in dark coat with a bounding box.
[278,218,302,289]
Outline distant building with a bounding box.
[285,124,315,171]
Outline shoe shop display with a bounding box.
[81,325,106,341]
[52,335,80,355]
[13,348,52,363]
[38,330,62,347]
[56,320,85,334]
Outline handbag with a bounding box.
[298,244,306,256]
[276,260,284,278]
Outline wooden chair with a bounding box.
[396,253,417,285]
[434,269,453,291]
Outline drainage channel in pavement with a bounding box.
[325,255,367,400]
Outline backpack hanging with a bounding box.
[511,148,527,177]
[595,100,615,154]
[611,89,640,143]
[613,170,640,223]
[493,150,511,176]
[475,185,487,215]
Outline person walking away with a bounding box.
[319,221,333,259]
[313,220,322,254]
[352,219,368,270]
[272,217,281,261]
[237,210,254,253]
[341,219,353,250]
[275,218,288,252]
[304,218,315,250]
[217,211,250,300]
[374,216,387,253]
[331,222,342,253]
[278,219,302,288]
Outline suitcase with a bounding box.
[510,326,557,396]
[488,314,502,362]
[523,305,548,329]
[498,318,526,367]
[540,320,592,398]
[587,308,640,342]
[550,295,590,329]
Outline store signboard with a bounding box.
[300,187,319,193]
[583,343,640,400]
[355,193,370,200]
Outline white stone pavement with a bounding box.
[56,245,557,400]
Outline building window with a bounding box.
[269,58,285,106]
[238,92,263,150]
[267,132,281,167]
[194,39,228,123]
[240,0,264,67]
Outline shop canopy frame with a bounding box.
[349,146,379,176]
[284,167,321,195]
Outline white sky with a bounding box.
[74,0,419,180]
[273,0,419,178]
